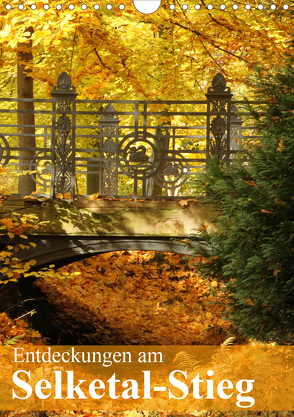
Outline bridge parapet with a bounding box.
[0,72,261,200]
[0,197,213,238]
[0,198,215,270]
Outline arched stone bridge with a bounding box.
[0,198,212,271]
[0,198,214,342]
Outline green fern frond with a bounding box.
[3,334,25,345]
[222,336,236,346]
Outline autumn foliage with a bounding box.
[33,251,236,345]
[0,0,293,102]
[0,311,43,346]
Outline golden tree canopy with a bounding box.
[0,0,292,99]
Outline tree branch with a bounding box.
[93,48,112,71]
[173,22,249,64]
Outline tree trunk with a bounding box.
[87,149,100,195]
[146,19,172,196]
[17,26,36,195]
[146,124,170,196]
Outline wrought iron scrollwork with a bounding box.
[53,71,76,92]
[99,103,120,196]
[29,152,53,194]
[155,155,189,196]
[211,73,227,91]
[51,72,77,198]
[209,116,227,160]
[206,72,232,162]
[118,132,164,179]
[100,103,118,121]
[211,100,227,115]
[163,162,179,176]
[127,146,150,163]
[209,116,227,161]
[103,138,116,152]
[56,115,71,134]
[0,134,10,167]
[0,71,248,199]
[57,99,72,113]
[54,128,74,195]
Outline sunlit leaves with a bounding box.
[0,199,55,284]
[0,0,293,101]
[34,250,234,345]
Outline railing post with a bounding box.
[224,104,243,160]
[50,72,78,199]
[205,73,233,162]
[99,103,120,196]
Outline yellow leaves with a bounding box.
[24,194,37,200]
[89,192,99,200]
[273,267,281,277]
[0,214,38,241]
[172,305,181,315]
[96,293,103,300]
[63,192,72,199]
[197,224,208,232]
[9,39,18,49]
[0,24,11,41]
[34,251,232,345]
[275,197,286,206]
[278,140,286,152]
[246,298,255,306]
[0,311,44,346]
[179,200,188,206]
[0,251,11,258]
[1,218,14,229]
[33,30,51,38]
[23,263,31,271]
[248,61,258,71]
[52,39,61,46]
[56,192,72,199]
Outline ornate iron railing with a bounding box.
[0,72,262,200]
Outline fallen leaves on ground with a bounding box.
[0,311,44,346]
[34,251,235,345]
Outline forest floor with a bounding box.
[0,251,279,417]
[32,251,239,346]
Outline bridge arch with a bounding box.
[0,198,210,272]
[15,236,196,344]
[16,236,194,271]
